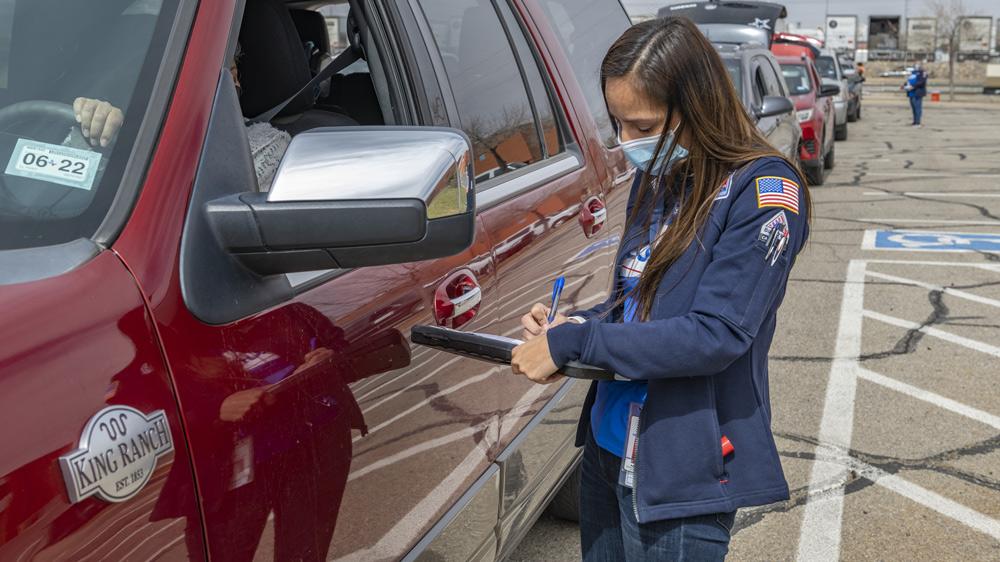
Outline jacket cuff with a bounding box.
[546,321,589,367]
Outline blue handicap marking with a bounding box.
[870,230,1000,252]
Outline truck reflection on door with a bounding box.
[139,304,408,561]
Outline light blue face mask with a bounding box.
[619,125,688,174]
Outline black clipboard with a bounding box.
[411,325,618,381]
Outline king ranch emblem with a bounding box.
[59,406,174,504]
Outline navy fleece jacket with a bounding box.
[547,156,808,522]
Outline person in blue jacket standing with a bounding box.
[511,17,810,561]
[903,62,928,127]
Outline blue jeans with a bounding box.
[579,430,735,561]
[909,96,923,124]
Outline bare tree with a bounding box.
[465,104,531,174]
[926,0,967,100]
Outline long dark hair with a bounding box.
[602,17,810,320]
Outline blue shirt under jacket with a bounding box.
[591,190,677,457]
[547,156,808,523]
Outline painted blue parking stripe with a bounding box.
[862,230,1000,253]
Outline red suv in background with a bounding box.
[772,43,838,185]
[0,0,633,560]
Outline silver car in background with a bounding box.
[815,48,850,140]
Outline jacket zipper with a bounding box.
[632,407,644,522]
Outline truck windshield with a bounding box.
[781,65,813,95]
[0,0,180,251]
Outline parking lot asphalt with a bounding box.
[508,94,1000,561]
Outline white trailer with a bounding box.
[958,17,991,53]
[825,15,857,52]
[906,17,936,53]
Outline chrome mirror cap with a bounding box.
[267,126,474,219]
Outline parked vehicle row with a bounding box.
[771,42,837,185]
[691,5,861,187]
[0,0,635,560]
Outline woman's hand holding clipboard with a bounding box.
[409,325,618,381]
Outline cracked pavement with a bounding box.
[510,95,1000,561]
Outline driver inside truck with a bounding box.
[68,46,292,191]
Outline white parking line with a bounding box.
[857,367,1000,430]
[863,309,1000,358]
[810,444,1000,542]
[864,259,1000,273]
[796,260,867,562]
[862,172,1000,178]
[868,469,1000,542]
[863,192,1000,198]
[864,270,1000,309]
[861,218,1000,225]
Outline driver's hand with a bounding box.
[73,97,123,147]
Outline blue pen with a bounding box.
[547,276,565,324]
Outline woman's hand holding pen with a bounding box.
[520,302,568,341]
[513,302,564,384]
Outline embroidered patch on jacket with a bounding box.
[759,211,791,264]
[715,173,734,200]
[758,210,790,244]
[755,176,800,214]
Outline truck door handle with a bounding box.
[434,269,482,329]
[578,196,607,238]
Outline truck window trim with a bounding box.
[476,151,581,210]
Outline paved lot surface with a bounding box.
[509,95,1000,561]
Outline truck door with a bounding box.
[412,0,623,538]
[114,1,505,559]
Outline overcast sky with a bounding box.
[621,1,1000,29]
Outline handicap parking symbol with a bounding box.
[864,230,1000,252]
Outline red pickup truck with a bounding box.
[0,0,632,559]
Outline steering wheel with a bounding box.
[0,100,77,140]
[0,100,98,221]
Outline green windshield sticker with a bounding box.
[5,138,102,191]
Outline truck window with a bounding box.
[753,66,767,107]
[536,0,630,147]
[766,59,788,96]
[495,0,563,160]
[0,0,181,251]
[759,58,785,97]
[418,0,545,184]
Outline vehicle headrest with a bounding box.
[238,0,314,119]
[290,9,331,55]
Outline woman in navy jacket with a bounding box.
[512,17,810,561]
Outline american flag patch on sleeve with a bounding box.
[755,176,800,214]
